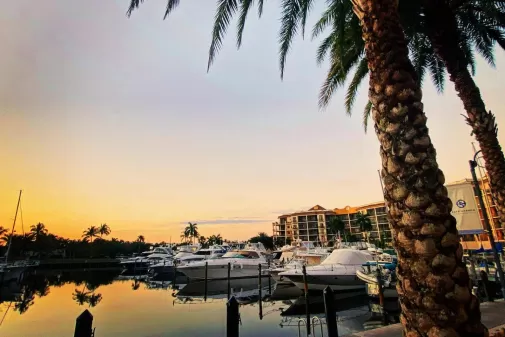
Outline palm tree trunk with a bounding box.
[351,0,486,335]
[423,0,505,228]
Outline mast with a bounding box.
[5,190,22,264]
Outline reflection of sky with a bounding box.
[0,279,371,336]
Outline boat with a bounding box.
[269,245,331,285]
[1,190,38,283]
[148,245,227,277]
[177,243,269,280]
[278,249,374,291]
[120,246,174,274]
[356,260,398,299]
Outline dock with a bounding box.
[347,300,505,336]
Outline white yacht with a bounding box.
[120,246,174,274]
[177,243,269,280]
[173,244,201,259]
[148,245,227,277]
[279,249,373,291]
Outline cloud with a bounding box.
[179,217,271,225]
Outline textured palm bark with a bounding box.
[424,0,505,227]
[351,0,486,336]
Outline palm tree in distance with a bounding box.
[137,235,145,243]
[82,226,99,243]
[126,0,486,334]
[184,222,199,245]
[0,226,8,238]
[98,224,111,238]
[327,217,347,243]
[30,223,48,241]
[355,213,373,242]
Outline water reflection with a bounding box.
[0,270,400,336]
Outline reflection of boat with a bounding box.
[177,243,269,280]
[175,278,271,304]
[279,249,373,291]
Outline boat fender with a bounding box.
[231,264,234,271]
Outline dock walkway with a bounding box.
[347,300,505,336]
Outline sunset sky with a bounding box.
[1,0,504,242]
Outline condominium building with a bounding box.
[273,202,390,245]
[272,177,504,246]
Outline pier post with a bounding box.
[267,259,272,295]
[302,265,311,336]
[74,309,93,337]
[258,264,263,320]
[204,261,208,302]
[172,260,177,289]
[323,286,338,337]
[227,296,240,337]
[227,262,231,299]
[376,266,386,324]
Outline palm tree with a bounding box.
[327,217,347,242]
[355,213,373,242]
[82,226,99,243]
[126,0,485,334]
[30,222,48,242]
[137,235,145,243]
[98,223,111,238]
[184,222,199,244]
[315,0,505,225]
[0,226,7,238]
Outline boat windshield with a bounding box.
[222,251,260,259]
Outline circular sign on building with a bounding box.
[456,199,467,208]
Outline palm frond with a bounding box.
[344,57,368,115]
[279,0,302,79]
[126,0,144,17]
[300,0,315,38]
[316,34,336,65]
[237,0,254,48]
[362,101,373,133]
[427,53,446,93]
[208,0,239,71]
[258,0,264,17]
[164,0,181,19]
[318,60,348,109]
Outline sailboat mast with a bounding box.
[5,190,22,264]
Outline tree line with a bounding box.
[0,223,149,259]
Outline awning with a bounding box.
[473,242,503,253]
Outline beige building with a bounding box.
[272,178,505,247]
[273,202,390,245]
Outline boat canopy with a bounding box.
[321,249,373,266]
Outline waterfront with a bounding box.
[0,270,388,337]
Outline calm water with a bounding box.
[0,270,393,336]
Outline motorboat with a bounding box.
[270,251,331,285]
[148,245,227,277]
[173,244,201,259]
[177,244,269,280]
[120,246,174,274]
[279,249,374,291]
[175,245,228,265]
[356,259,398,299]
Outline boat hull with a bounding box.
[284,273,365,291]
[178,263,269,280]
[270,270,294,285]
[121,261,149,274]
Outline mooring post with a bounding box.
[227,262,231,299]
[172,259,177,288]
[267,259,272,295]
[204,261,208,302]
[376,266,386,324]
[302,265,311,336]
[74,309,93,337]
[258,264,263,320]
[227,296,240,337]
[323,286,338,337]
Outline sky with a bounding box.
[1,0,504,242]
